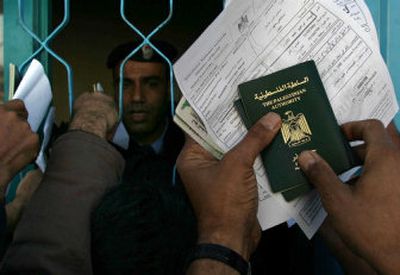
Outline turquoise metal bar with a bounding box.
[4,0,50,203]
[365,0,400,126]
[118,0,175,120]
[17,0,74,116]
[3,0,34,98]
[33,0,51,75]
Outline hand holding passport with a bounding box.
[235,61,359,201]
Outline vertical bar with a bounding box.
[385,0,400,126]
[3,0,34,99]
[33,0,51,75]
[365,0,400,126]
[17,0,73,116]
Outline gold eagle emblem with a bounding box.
[281,111,312,147]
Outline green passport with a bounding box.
[237,61,359,194]
[234,99,311,201]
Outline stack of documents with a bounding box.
[173,0,398,238]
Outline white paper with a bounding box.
[332,0,379,46]
[174,0,398,238]
[112,122,130,149]
[36,107,55,172]
[225,0,379,46]
[13,59,53,132]
[256,183,291,229]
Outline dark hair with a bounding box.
[106,40,178,69]
[91,181,196,275]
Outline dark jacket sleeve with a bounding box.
[1,131,125,275]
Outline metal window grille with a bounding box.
[13,0,186,118]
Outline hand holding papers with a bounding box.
[173,0,398,238]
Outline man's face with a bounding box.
[114,60,169,145]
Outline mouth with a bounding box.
[127,110,148,122]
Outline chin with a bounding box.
[126,123,154,136]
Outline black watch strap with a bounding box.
[186,243,250,275]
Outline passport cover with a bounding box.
[238,61,359,194]
[234,99,311,201]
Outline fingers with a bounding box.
[3,100,28,120]
[342,120,395,164]
[177,135,215,172]
[298,150,351,212]
[229,112,281,167]
[351,143,366,161]
[9,132,39,169]
[73,92,115,111]
[342,120,390,147]
[70,92,118,138]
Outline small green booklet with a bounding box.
[236,61,359,200]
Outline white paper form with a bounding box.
[175,0,396,151]
[316,0,397,125]
[226,0,379,46]
[174,0,398,238]
[333,0,379,46]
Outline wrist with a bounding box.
[187,243,250,275]
[197,225,253,261]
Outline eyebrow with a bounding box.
[142,75,163,82]
[113,77,132,85]
[114,75,164,84]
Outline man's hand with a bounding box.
[69,92,118,139]
[318,218,378,275]
[177,112,281,263]
[299,120,400,274]
[0,100,39,199]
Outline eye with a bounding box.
[122,80,132,89]
[147,79,160,88]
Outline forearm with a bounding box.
[1,131,125,274]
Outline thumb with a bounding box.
[229,112,281,167]
[298,150,351,213]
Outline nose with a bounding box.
[127,82,145,103]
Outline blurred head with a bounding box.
[107,41,177,145]
[91,181,197,274]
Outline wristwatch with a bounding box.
[186,243,251,275]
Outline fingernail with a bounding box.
[260,112,281,130]
[298,151,317,171]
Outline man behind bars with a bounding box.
[89,41,195,273]
[107,40,184,176]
